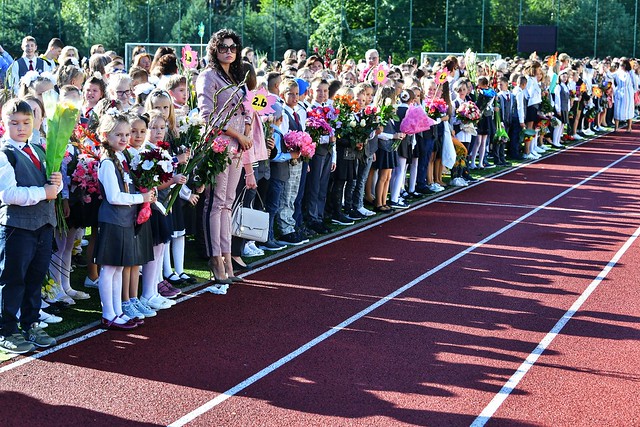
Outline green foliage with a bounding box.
[0,0,638,65]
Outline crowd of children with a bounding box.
[1,31,639,354]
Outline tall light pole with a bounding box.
[594,0,599,58]
[634,0,638,57]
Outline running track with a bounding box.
[1,129,639,426]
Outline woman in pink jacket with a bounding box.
[196,29,253,283]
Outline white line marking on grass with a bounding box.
[168,144,640,426]
[470,222,640,427]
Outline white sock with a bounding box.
[141,244,164,300]
[172,235,186,275]
[60,229,78,294]
[98,266,117,321]
[553,126,563,146]
[163,241,173,278]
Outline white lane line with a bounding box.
[437,199,640,218]
[168,143,640,427]
[470,222,640,427]
[0,329,106,374]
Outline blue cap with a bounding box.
[294,78,309,95]
[271,101,283,119]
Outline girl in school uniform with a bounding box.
[95,112,156,330]
[138,110,188,310]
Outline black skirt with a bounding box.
[374,147,398,170]
[134,219,154,265]
[67,198,101,229]
[170,197,186,235]
[94,222,146,266]
[525,104,540,123]
[477,115,495,136]
[149,206,172,246]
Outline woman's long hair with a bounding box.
[206,29,244,84]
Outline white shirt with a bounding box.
[0,138,61,206]
[97,151,143,206]
[525,76,542,106]
[512,87,526,124]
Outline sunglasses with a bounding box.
[218,43,238,54]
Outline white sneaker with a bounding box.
[357,207,375,217]
[583,128,594,135]
[141,294,172,310]
[66,289,91,300]
[159,295,176,306]
[205,284,229,295]
[572,134,583,140]
[535,146,545,153]
[242,243,264,257]
[39,310,63,324]
[551,141,563,148]
[523,153,536,160]
[429,183,445,193]
[84,276,99,289]
[532,151,541,158]
[451,177,468,187]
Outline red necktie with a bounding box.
[122,160,130,173]
[293,111,301,127]
[23,145,42,170]
[28,60,34,71]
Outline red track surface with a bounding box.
[2,130,639,427]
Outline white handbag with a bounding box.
[231,187,269,243]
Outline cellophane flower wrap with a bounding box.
[284,131,316,162]
[305,105,338,144]
[42,90,81,234]
[131,141,174,224]
[426,97,449,120]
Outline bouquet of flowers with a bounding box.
[71,153,102,203]
[540,93,555,116]
[306,105,337,143]
[284,131,316,162]
[194,136,232,187]
[41,273,58,301]
[426,98,449,120]
[130,141,174,224]
[333,95,378,149]
[164,80,247,213]
[42,89,81,233]
[456,101,482,124]
[332,95,358,138]
[378,98,398,126]
[456,100,481,135]
[176,109,205,148]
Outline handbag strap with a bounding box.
[232,186,266,212]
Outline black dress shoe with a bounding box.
[231,258,250,272]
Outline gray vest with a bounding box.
[97,159,137,227]
[0,145,56,230]
[17,57,46,78]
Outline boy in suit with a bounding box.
[0,99,61,354]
